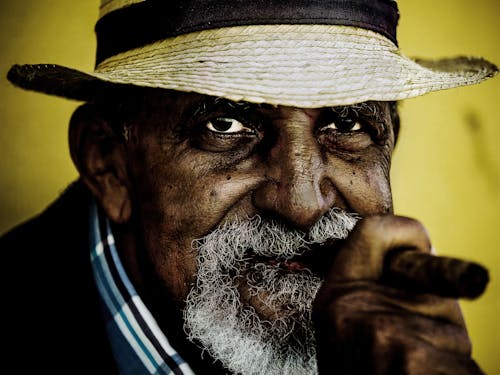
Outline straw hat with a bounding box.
[7,0,498,108]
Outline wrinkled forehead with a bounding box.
[100,88,394,122]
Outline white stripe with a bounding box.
[91,234,114,260]
[117,303,170,372]
[132,296,182,358]
[178,363,196,375]
[114,306,163,374]
[95,242,104,256]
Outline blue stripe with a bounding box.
[105,219,138,295]
[92,250,124,315]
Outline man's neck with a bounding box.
[113,224,231,374]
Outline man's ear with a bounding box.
[69,103,132,224]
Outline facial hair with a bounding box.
[184,208,359,375]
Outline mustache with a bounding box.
[192,207,360,264]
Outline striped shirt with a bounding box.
[89,203,195,374]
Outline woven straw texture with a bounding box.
[99,0,145,19]
[8,25,498,107]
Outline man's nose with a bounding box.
[252,110,336,231]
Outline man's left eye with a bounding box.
[321,117,363,132]
[206,117,253,134]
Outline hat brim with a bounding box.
[7,25,498,108]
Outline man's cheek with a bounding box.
[142,227,199,301]
[170,176,264,236]
[337,167,393,215]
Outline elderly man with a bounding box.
[1,0,497,374]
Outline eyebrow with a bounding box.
[331,101,386,123]
[191,97,275,118]
[191,97,387,126]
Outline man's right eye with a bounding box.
[320,117,363,133]
[206,117,254,134]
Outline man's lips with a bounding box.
[252,239,343,277]
[268,259,308,272]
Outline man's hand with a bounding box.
[312,215,486,375]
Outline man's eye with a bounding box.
[206,117,253,134]
[322,117,363,132]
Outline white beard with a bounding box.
[184,208,359,375]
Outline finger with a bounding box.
[316,318,482,375]
[402,342,485,375]
[314,281,468,344]
[315,290,480,374]
[327,215,432,282]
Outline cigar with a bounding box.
[382,250,489,299]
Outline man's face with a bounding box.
[121,91,396,372]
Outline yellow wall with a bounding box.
[0,1,499,373]
[0,0,97,229]
[393,2,500,373]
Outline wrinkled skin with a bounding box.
[69,90,483,374]
[313,215,483,375]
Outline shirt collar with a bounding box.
[89,202,195,375]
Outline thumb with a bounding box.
[327,214,432,282]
